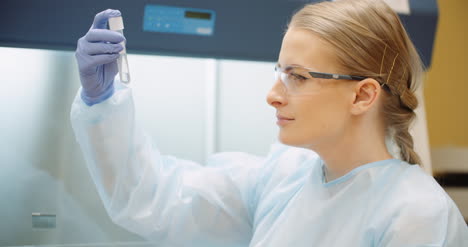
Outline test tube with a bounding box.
[109,16,130,83]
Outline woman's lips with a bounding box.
[276,115,295,126]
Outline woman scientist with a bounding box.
[71,0,468,246]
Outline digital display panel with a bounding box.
[144,5,216,36]
[185,11,212,20]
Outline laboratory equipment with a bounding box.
[109,16,130,84]
[0,0,438,67]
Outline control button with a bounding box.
[196,27,212,35]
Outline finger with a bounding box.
[91,9,121,29]
[85,29,125,43]
[83,42,123,56]
[89,54,120,67]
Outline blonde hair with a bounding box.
[289,0,423,165]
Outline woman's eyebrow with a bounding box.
[277,63,317,72]
[289,64,305,68]
[284,63,312,70]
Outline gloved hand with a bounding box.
[75,9,125,106]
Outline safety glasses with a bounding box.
[274,64,369,95]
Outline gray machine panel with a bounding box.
[0,0,437,67]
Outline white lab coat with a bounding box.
[71,83,468,246]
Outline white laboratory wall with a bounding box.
[129,53,207,163]
[217,60,278,156]
[129,56,280,160]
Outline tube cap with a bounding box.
[108,16,124,30]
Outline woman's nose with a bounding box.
[267,80,287,108]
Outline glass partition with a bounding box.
[0,47,277,246]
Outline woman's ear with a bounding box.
[350,78,382,115]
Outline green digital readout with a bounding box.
[185,11,212,20]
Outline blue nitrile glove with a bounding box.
[75,9,125,106]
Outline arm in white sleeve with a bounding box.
[70,84,269,246]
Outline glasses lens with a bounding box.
[275,66,312,95]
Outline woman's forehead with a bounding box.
[278,28,338,71]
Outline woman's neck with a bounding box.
[313,123,393,182]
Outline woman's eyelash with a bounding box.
[291,73,308,80]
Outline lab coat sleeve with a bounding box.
[377,184,468,247]
[70,83,271,246]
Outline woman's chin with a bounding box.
[278,132,302,147]
[278,132,316,149]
